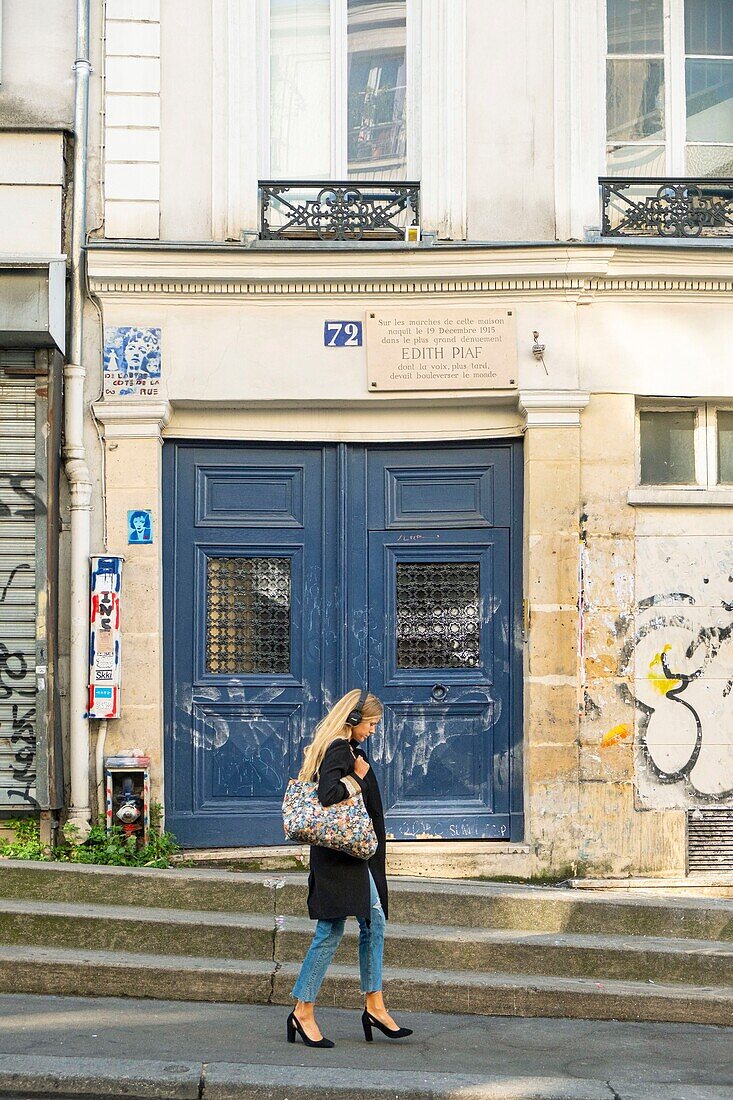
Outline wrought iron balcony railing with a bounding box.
[600,177,733,239]
[259,180,420,241]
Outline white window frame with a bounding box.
[706,403,733,485]
[211,0,465,241]
[605,0,668,171]
[259,0,421,181]
[636,403,705,487]
[606,0,733,175]
[630,402,733,505]
[680,0,733,175]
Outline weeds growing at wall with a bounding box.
[0,804,180,868]
[0,817,49,861]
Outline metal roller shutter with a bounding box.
[0,351,37,809]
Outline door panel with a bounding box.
[367,445,513,529]
[367,528,511,839]
[164,444,336,847]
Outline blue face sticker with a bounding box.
[127,510,153,544]
[104,327,162,397]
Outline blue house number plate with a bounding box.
[324,320,362,347]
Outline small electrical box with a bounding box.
[105,753,150,846]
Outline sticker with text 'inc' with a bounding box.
[324,321,362,347]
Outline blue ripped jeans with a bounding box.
[291,871,385,1002]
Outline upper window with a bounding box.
[269,0,409,180]
[607,0,733,176]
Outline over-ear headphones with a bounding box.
[345,688,368,727]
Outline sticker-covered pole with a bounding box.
[89,557,123,720]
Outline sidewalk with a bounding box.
[0,993,730,1099]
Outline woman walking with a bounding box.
[287,688,413,1048]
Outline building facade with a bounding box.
[64,0,733,876]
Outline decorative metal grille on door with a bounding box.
[395,561,481,669]
[206,556,291,674]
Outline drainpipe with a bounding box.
[63,0,93,842]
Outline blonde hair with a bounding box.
[298,689,383,782]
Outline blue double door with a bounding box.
[163,441,523,848]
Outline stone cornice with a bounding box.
[93,400,172,440]
[85,244,733,300]
[519,390,590,428]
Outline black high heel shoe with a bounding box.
[362,1008,413,1041]
[286,1011,335,1048]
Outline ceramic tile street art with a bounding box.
[619,537,733,810]
[128,510,153,545]
[103,326,161,397]
[89,556,123,719]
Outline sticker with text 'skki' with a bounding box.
[324,321,362,347]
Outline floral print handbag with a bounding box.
[282,779,378,860]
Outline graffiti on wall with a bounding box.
[103,327,161,398]
[617,538,733,809]
[0,562,36,806]
[0,470,40,807]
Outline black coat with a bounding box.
[307,738,388,922]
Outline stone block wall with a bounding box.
[523,413,583,874]
[94,405,169,808]
[104,0,161,239]
[577,394,685,875]
[524,394,690,877]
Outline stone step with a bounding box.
[2,898,732,987]
[0,944,730,1027]
[3,1053,731,1100]
[7,1053,731,1100]
[2,860,733,941]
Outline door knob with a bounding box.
[431,683,448,702]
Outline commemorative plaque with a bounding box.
[366,307,517,391]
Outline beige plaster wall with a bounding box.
[159,0,212,240]
[0,0,75,128]
[98,296,577,403]
[577,300,733,399]
[0,133,65,254]
[465,0,556,241]
[166,403,524,441]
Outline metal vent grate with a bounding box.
[687,809,733,873]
